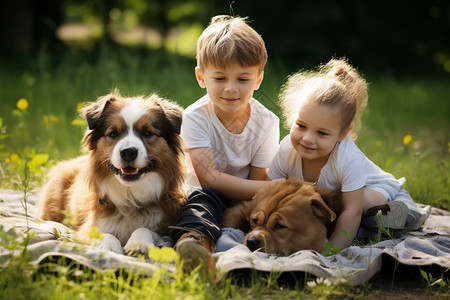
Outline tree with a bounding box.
[0,0,62,56]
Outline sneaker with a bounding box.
[362,200,408,230]
[407,205,431,231]
[174,231,216,278]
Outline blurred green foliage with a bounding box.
[1,0,449,76]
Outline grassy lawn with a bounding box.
[0,48,449,298]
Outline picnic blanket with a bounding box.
[1,188,449,285]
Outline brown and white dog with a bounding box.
[222,177,341,255]
[38,90,186,255]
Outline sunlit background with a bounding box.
[1,0,449,75]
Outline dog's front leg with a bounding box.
[124,227,156,256]
[99,233,125,254]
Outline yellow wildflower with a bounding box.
[148,247,178,262]
[376,140,383,147]
[10,153,19,162]
[17,98,29,111]
[9,153,23,165]
[403,134,413,146]
[88,226,104,240]
[50,115,59,123]
[43,114,60,127]
[77,102,85,111]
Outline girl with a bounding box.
[268,58,428,250]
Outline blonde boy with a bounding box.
[170,15,279,276]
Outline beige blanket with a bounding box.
[1,189,449,285]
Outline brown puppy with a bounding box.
[38,90,186,255]
[222,177,341,255]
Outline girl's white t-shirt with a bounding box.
[268,135,405,200]
[181,95,279,187]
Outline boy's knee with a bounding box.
[187,187,228,209]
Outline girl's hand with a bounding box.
[322,238,329,252]
[328,188,364,249]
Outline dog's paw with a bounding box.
[99,233,125,254]
[124,227,156,256]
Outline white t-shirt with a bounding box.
[181,95,279,187]
[268,135,405,201]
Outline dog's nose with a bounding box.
[120,147,138,162]
[246,236,261,252]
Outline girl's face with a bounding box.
[290,101,348,162]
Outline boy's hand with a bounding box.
[189,147,269,200]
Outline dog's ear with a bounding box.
[81,92,118,130]
[310,197,336,223]
[156,98,183,134]
[315,185,342,217]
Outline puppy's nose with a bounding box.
[120,147,138,162]
[246,236,261,252]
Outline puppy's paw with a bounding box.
[98,233,125,254]
[124,227,155,256]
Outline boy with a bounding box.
[170,15,279,276]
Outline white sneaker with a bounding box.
[362,201,408,230]
[408,205,431,231]
[379,200,409,229]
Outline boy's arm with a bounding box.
[327,188,363,250]
[248,166,268,181]
[188,147,268,200]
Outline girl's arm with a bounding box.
[188,147,269,200]
[327,188,364,250]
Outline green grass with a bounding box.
[358,78,450,209]
[0,47,449,298]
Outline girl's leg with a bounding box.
[362,188,387,211]
[361,187,408,230]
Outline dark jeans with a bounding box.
[169,187,229,245]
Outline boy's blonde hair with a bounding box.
[279,58,368,139]
[196,15,267,72]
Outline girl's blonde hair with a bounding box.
[196,15,267,73]
[279,58,368,139]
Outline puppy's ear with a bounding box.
[315,185,342,217]
[81,92,118,130]
[157,98,183,134]
[293,183,338,239]
[311,197,336,223]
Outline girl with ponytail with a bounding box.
[269,58,427,250]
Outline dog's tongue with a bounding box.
[122,167,138,175]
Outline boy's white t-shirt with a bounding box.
[181,94,279,187]
[268,135,405,201]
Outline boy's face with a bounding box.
[195,64,263,116]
